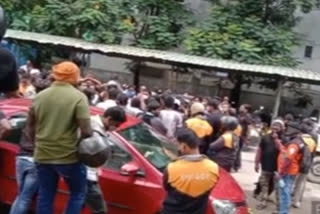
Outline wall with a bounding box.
[293,9,320,72]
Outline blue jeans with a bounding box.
[278,175,296,214]
[36,162,87,214]
[10,157,39,214]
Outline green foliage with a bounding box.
[4,0,129,44]
[184,2,306,67]
[186,0,316,99]
[1,0,46,25]
[121,0,192,49]
[1,0,317,67]
[1,0,192,49]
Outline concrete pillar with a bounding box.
[272,79,285,119]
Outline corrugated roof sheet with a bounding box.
[4,29,320,84]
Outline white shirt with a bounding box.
[30,68,41,75]
[96,99,117,110]
[18,156,34,163]
[87,167,102,182]
[159,109,183,139]
[126,106,143,117]
[19,65,28,72]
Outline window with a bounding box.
[304,45,313,58]
[104,134,133,171]
[120,124,178,172]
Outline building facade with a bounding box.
[294,8,320,72]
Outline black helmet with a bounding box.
[221,116,239,131]
[78,131,111,167]
[0,6,7,41]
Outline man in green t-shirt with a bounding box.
[27,61,92,214]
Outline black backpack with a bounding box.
[293,135,315,174]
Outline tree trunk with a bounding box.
[263,0,271,24]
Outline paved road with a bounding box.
[232,147,320,214]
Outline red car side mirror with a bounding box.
[120,162,144,177]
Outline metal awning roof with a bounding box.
[4,29,320,84]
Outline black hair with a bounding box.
[104,106,126,123]
[29,58,41,70]
[221,116,239,131]
[83,88,95,103]
[284,112,295,121]
[116,93,128,106]
[71,56,86,67]
[194,96,203,103]
[0,48,19,93]
[131,97,141,109]
[164,96,175,108]
[147,99,161,112]
[242,104,253,113]
[33,77,52,93]
[176,128,200,149]
[300,118,314,134]
[108,88,119,100]
[151,95,162,104]
[20,73,31,80]
[207,98,220,109]
[310,109,320,119]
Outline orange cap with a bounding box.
[52,61,80,85]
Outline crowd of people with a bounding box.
[0,51,318,214]
[0,8,318,214]
[2,59,315,214]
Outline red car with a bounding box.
[0,99,249,214]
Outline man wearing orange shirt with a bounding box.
[276,139,299,214]
[186,102,213,154]
[276,120,314,214]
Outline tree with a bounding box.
[121,0,192,49]
[3,0,192,47]
[119,0,192,86]
[2,0,192,86]
[1,0,46,29]
[185,2,304,67]
[185,0,318,106]
[4,0,129,44]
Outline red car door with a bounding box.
[0,142,19,205]
[99,134,164,214]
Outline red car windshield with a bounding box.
[119,123,178,172]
